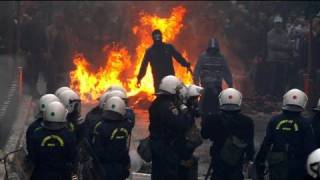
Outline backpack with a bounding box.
[219,116,248,166]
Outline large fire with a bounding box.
[70,6,193,104]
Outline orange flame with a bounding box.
[70,6,193,103]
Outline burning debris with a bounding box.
[70,6,193,104]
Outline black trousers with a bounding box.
[265,61,293,99]
[24,53,43,93]
[200,85,222,117]
[151,139,179,180]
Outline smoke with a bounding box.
[129,142,144,172]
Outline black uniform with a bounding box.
[26,115,43,159]
[312,112,320,148]
[137,43,190,91]
[92,112,132,180]
[193,51,233,116]
[85,106,103,142]
[177,98,202,180]
[28,125,77,180]
[85,106,135,143]
[201,111,254,180]
[255,111,316,180]
[149,95,191,180]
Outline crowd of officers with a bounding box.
[21,14,320,179]
[25,72,320,180]
[22,12,320,180]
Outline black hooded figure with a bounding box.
[193,38,233,116]
[137,29,191,92]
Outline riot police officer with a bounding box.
[86,88,134,140]
[149,75,192,180]
[255,89,316,180]
[201,88,254,180]
[28,101,78,180]
[26,94,60,159]
[193,38,233,116]
[59,89,86,143]
[312,98,320,147]
[137,29,191,92]
[92,96,132,180]
[177,84,204,180]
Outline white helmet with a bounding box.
[187,84,204,98]
[39,94,60,112]
[314,98,320,111]
[282,89,308,112]
[158,75,182,95]
[103,96,126,117]
[55,87,71,98]
[59,89,81,113]
[106,85,127,95]
[273,15,283,23]
[307,148,320,178]
[219,88,242,111]
[44,101,67,123]
[99,90,127,109]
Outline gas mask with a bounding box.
[66,100,81,121]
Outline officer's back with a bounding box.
[255,89,316,180]
[92,96,132,180]
[93,115,131,163]
[202,111,254,154]
[28,101,77,180]
[267,111,314,155]
[149,94,189,141]
[201,88,254,180]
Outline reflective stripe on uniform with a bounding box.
[94,121,102,135]
[34,127,42,132]
[68,122,75,132]
[92,121,102,144]
[110,128,129,140]
[41,135,65,147]
[275,119,299,132]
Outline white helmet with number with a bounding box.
[307,148,320,178]
[187,85,204,98]
[219,88,242,111]
[103,96,126,117]
[158,75,182,95]
[59,89,81,112]
[44,101,67,123]
[55,87,71,98]
[99,90,127,109]
[106,85,126,95]
[314,98,320,111]
[39,94,60,112]
[282,89,308,112]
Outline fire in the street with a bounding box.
[70,45,132,103]
[70,6,193,103]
